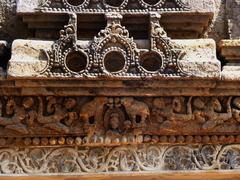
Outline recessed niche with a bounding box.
[104,51,125,73]
[66,0,85,6]
[104,0,125,7]
[140,52,162,72]
[143,0,161,5]
[66,51,88,72]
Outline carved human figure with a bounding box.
[22,97,37,128]
[152,97,192,126]
[121,97,150,128]
[169,97,193,121]
[153,97,192,130]
[0,97,34,135]
[106,112,121,136]
[152,97,170,124]
[38,97,78,133]
[192,97,206,123]
[198,97,232,131]
[80,97,108,134]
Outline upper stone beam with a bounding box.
[17,0,216,14]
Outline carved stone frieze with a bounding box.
[0,145,240,174]
[37,0,190,12]
[0,96,239,140]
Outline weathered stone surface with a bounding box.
[226,0,240,39]
[208,0,228,42]
[176,39,220,78]
[0,0,29,41]
[220,40,240,80]
[220,40,240,61]
[7,39,220,79]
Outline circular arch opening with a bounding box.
[104,0,125,7]
[66,51,88,73]
[140,52,162,72]
[66,0,85,6]
[143,0,161,5]
[104,51,126,73]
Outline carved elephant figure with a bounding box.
[121,97,150,127]
[79,97,108,132]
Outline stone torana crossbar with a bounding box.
[0,0,240,178]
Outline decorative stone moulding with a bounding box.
[8,12,220,79]
[220,40,240,80]
[18,0,191,13]
[1,145,240,174]
[38,0,190,12]
[17,0,214,39]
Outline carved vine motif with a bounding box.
[0,96,240,137]
[38,0,190,12]
[1,145,240,174]
[41,12,188,78]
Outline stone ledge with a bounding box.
[220,40,240,80]
[7,39,220,79]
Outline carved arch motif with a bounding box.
[90,13,139,76]
[138,0,166,9]
[41,12,187,78]
[63,0,91,10]
[102,0,129,10]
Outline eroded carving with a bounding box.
[0,96,240,141]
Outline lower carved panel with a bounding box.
[1,145,240,174]
[0,96,240,138]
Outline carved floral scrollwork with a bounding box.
[1,145,240,174]
[164,146,196,170]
